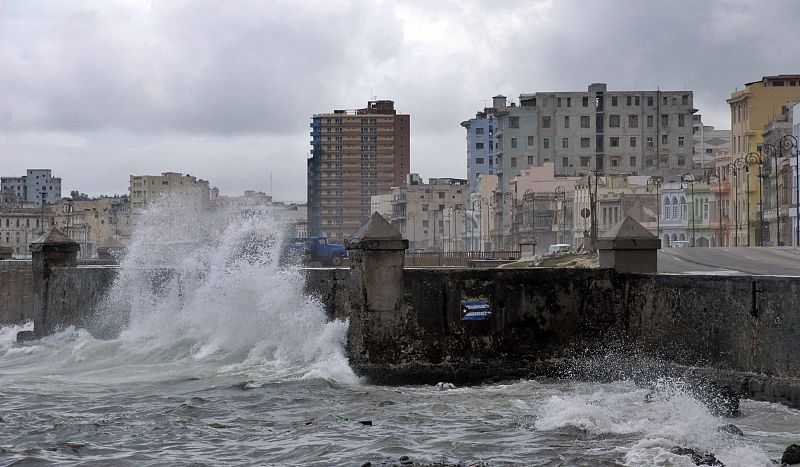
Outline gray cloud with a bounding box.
[1,0,799,200]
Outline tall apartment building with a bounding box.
[727,75,800,245]
[465,84,696,248]
[308,100,410,242]
[128,172,210,213]
[460,99,499,194]
[692,115,731,169]
[1,169,62,205]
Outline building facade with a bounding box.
[53,196,132,258]
[461,100,499,194]
[129,172,210,213]
[467,84,696,249]
[692,115,731,169]
[308,100,410,243]
[387,174,467,251]
[1,169,62,205]
[727,75,800,245]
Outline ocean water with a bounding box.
[1,198,797,466]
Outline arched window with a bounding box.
[663,197,671,219]
[679,233,686,241]
[663,234,671,247]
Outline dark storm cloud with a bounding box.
[2,0,800,199]
[0,0,403,134]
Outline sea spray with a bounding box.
[86,193,357,384]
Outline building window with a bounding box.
[581,157,591,167]
[564,116,570,128]
[562,138,569,148]
[662,134,668,145]
[630,136,637,147]
[475,127,484,135]
[611,158,619,167]
[661,114,669,127]
[511,138,517,148]
[582,96,589,107]
[528,136,534,146]
[509,116,519,128]
[609,115,620,127]
[581,137,591,148]
[611,96,618,106]
[647,115,653,128]
[682,95,689,105]
[678,114,685,127]
[635,96,640,106]
[542,116,551,128]
[528,156,534,165]
[511,157,517,168]
[630,156,637,166]
[476,142,484,149]
[476,158,485,164]
[629,115,638,128]
[610,137,619,147]
[663,96,668,106]
[678,155,685,166]
[626,96,632,106]
[678,136,685,147]
[647,137,654,148]
[562,157,569,167]
[645,158,654,167]
[557,97,562,107]
[647,96,654,106]
[580,116,590,128]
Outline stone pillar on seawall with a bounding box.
[597,216,661,274]
[345,213,408,379]
[30,229,79,338]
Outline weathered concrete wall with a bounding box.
[0,261,34,324]
[623,274,800,379]
[39,266,118,335]
[303,268,351,321]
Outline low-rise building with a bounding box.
[129,172,210,213]
[1,169,62,205]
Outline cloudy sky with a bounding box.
[2,0,799,201]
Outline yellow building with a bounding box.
[727,75,800,245]
[129,172,210,213]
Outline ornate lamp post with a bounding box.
[554,186,565,244]
[680,174,697,247]
[733,158,746,246]
[524,189,535,240]
[746,152,764,246]
[647,176,663,238]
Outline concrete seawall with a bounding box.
[0,261,34,324]
[5,222,800,408]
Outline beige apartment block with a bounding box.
[387,174,468,251]
[53,196,132,258]
[129,172,210,213]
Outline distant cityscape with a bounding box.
[3,75,800,258]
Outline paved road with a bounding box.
[657,247,800,276]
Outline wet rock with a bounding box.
[717,424,744,436]
[360,463,371,467]
[207,423,227,429]
[669,446,724,466]
[358,420,372,426]
[16,331,35,342]
[782,444,800,465]
[435,382,455,390]
[230,381,257,391]
[399,455,412,465]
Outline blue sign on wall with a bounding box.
[461,300,491,320]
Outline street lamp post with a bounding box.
[647,176,663,239]
[733,158,746,246]
[681,174,696,247]
[524,189,535,241]
[554,186,565,244]
[783,135,800,246]
[762,144,782,246]
[746,152,764,246]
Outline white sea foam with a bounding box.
[532,380,773,466]
[64,194,359,384]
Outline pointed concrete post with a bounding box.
[30,229,79,337]
[597,216,661,273]
[344,213,408,378]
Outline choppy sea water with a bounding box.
[1,198,798,466]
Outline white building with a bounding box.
[370,193,393,219]
[692,115,731,169]
[791,103,800,247]
[1,169,62,205]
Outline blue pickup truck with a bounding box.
[285,237,348,266]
